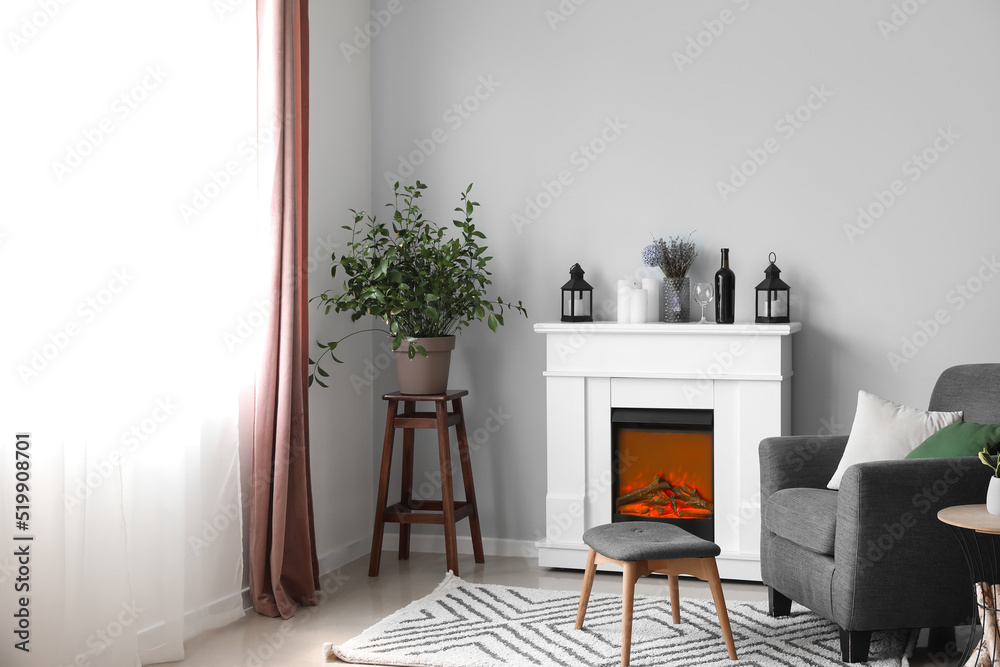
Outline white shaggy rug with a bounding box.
[325,573,912,666]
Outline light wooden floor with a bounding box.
[170,551,966,666]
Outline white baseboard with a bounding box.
[237,536,372,611]
[317,535,372,573]
[380,532,538,559]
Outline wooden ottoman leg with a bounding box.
[669,573,681,624]
[705,558,737,660]
[621,561,640,667]
[575,548,598,629]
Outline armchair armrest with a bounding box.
[832,456,991,629]
[759,435,848,507]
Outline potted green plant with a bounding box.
[310,180,526,394]
[979,447,1000,515]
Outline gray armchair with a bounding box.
[760,364,1000,662]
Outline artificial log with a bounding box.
[615,475,712,512]
[618,502,683,518]
[616,476,673,507]
[645,498,711,517]
[965,582,1000,667]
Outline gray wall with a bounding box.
[316,0,1000,551]
[308,0,375,568]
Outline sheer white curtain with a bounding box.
[0,1,258,665]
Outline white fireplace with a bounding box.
[534,321,800,581]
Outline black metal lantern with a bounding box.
[561,263,593,322]
[755,252,790,324]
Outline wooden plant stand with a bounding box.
[369,390,484,577]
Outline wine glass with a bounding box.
[694,282,714,324]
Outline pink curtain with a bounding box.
[250,0,319,620]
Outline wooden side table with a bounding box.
[369,390,485,577]
[938,504,1000,666]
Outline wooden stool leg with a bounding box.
[453,397,484,564]
[369,400,399,577]
[435,401,459,575]
[669,573,681,624]
[705,558,737,660]
[621,561,639,667]
[398,402,415,560]
[575,548,598,629]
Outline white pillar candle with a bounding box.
[617,280,631,323]
[573,294,586,317]
[771,298,787,317]
[630,288,648,323]
[641,278,659,322]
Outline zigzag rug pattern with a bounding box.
[325,573,911,666]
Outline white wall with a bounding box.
[308,0,375,571]
[361,0,1000,546]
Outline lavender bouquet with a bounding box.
[642,233,698,278]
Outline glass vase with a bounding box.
[662,276,691,323]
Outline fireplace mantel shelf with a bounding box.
[535,321,800,581]
[534,322,801,335]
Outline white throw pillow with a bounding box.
[827,390,963,490]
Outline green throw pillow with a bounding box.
[905,422,1000,459]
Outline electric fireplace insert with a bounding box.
[611,407,714,541]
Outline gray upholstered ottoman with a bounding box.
[574,522,737,666]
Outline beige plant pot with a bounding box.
[393,336,456,395]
